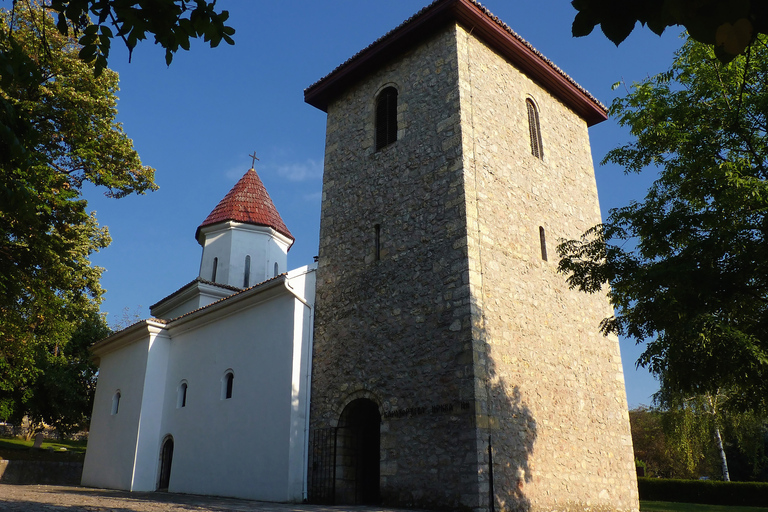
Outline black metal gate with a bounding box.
[308,427,337,504]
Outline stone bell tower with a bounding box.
[304,1,638,511]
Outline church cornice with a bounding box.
[304,0,607,126]
[89,319,168,361]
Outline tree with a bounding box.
[557,35,768,413]
[0,3,152,423]
[655,387,733,481]
[24,311,110,436]
[571,0,768,62]
[629,406,676,478]
[2,0,235,173]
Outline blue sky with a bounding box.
[85,1,684,408]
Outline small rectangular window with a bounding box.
[539,226,548,261]
[374,224,381,261]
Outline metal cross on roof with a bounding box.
[249,151,259,169]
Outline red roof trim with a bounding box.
[304,0,607,126]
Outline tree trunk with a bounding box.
[713,424,730,481]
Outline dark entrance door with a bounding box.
[157,436,174,491]
[335,399,380,505]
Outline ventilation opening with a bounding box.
[211,257,218,283]
[539,226,548,261]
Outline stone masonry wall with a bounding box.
[455,26,639,512]
[311,26,481,510]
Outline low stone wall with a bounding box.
[0,460,83,485]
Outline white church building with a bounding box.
[81,168,317,502]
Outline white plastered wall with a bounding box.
[198,223,291,289]
[158,291,306,501]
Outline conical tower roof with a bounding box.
[195,168,294,245]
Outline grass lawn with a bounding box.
[642,501,768,512]
[0,436,86,462]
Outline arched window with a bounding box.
[177,382,187,408]
[243,255,251,288]
[211,257,218,283]
[111,391,121,415]
[375,87,398,151]
[526,99,543,159]
[222,370,234,400]
[274,262,279,277]
[539,226,548,261]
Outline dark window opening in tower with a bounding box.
[527,99,543,159]
[539,226,548,261]
[374,224,381,261]
[375,87,398,150]
[212,257,218,283]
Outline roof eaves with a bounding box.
[150,277,241,310]
[165,272,289,324]
[304,0,607,126]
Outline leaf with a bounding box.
[572,11,597,38]
[600,15,637,46]
[715,18,754,57]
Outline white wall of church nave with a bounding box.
[158,294,304,501]
[82,336,151,490]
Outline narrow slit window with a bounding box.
[374,224,381,261]
[111,391,121,415]
[243,255,251,288]
[539,226,548,261]
[211,257,218,283]
[526,99,543,159]
[375,87,398,151]
[222,371,234,400]
[274,262,279,277]
[177,382,187,408]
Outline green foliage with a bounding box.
[23,312,110,435]
[571,0,765,62]
[0,4,145,427]
[631,406,717,479]
[557,35,768,413]
[46,0,235,72]
[638,478,768,507]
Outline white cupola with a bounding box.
[195,167,294,289]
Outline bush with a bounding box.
[637,477,768,506]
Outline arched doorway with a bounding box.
[157,436,174,491]
[335,398,380,505]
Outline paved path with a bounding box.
[0,484,419,512]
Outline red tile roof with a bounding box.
[195,168,294,244]
[304,0,607,126]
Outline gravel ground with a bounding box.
[0,484,419,512]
